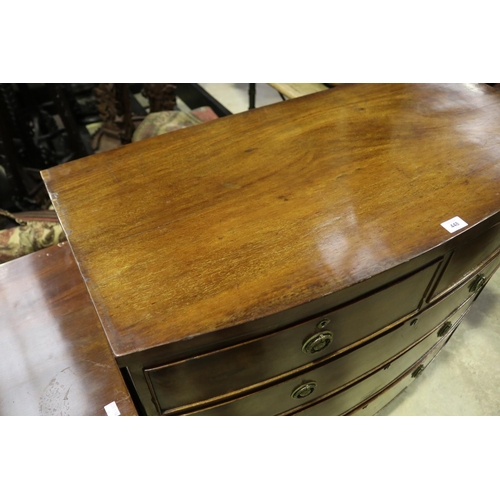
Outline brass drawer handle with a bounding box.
[437,321,453,337]
[291,382,317,399]
[411,365,425,378]
[469,274,487,293]
[302,331,334,354]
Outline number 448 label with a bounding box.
[441,216,468,233]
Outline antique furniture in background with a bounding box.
[91,83,178,151]
[0,84,194,211]
[268,83,330,99]
[0,83,97,211]
[42,83,500,416]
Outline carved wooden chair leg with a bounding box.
[142,84,176,113]
[47,84,91,160]
[0,86,30,208]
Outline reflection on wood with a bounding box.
[0,243,137,416]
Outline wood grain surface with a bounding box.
[0,243,136,416]
[42,83,500,357]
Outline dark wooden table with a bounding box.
[0,242,137,416]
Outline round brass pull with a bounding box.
[469,274,487,293]
[302,331,333,354]
[291,382,317,399]
[437,321,453,337]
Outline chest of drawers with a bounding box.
[42,83,500,415]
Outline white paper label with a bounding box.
[440,216,468,233]
[104,401,121,416]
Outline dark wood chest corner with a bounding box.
[42,84,500,416]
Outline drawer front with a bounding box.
[296,255,500,417]
[430,222,500,300]
[146,261,440,413]
[185,297,471,416]
[294,314,465,416]
[348,336,451,416]
[406,250,500,335]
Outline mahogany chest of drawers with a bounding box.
[42,83,500,415]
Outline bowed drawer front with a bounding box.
[182,293,473,416]
[145,261,440,413]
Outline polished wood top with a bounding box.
[0,243,136,415]
[42,84,500,356]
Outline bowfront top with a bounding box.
[42,84,500,356]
